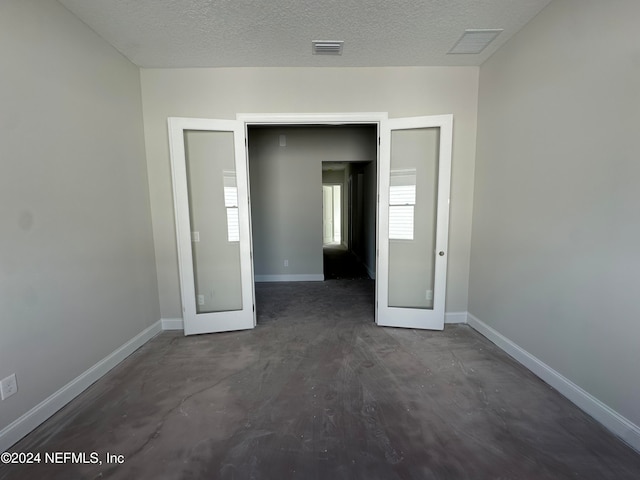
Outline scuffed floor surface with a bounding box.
[2,280,640,479]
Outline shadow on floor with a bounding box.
[323,244,371,280]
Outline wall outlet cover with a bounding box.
[0,373,17,400]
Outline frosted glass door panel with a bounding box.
[388,128,439,309]
[184,130,242,313]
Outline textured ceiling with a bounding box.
[58,0,552,68]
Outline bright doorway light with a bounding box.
[323,184,341,244]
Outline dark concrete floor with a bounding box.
[2,280,640,479]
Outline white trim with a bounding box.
[467,312,640,453]
[237,112,388,125]
[0,320,162,453]
[445,311,468,324]
[254,274,325,282]
[161,318,184,330]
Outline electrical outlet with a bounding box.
[197,295,205,306]
[284,259,289,267]
[1,373,17,400]
[426,290,433,301]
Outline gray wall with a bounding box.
[249,127,376,278]
[363,162,377,278]
[140,66,479,318]
[0,0,159,432]
[322,170,346,184]
[470,0,640,426]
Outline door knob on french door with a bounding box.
[439,251,445,256]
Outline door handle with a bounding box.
[439,251,445,256]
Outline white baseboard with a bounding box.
[255,274,324,282]
[445,311,468,324]
[0,320,162,453]
[467,312,640,453]
[161,318,184,331]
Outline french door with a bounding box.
[168,113,451,335]
[377,115,453,330]
[168,117,255,335]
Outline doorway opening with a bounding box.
[246,124,377,287]
[321,160,374,280]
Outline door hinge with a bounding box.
[253,304,255,312]
[378,137,381,145]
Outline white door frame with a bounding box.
[238,112,386,322]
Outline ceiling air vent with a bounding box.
[312,41,344,55]
[448,29,503,54]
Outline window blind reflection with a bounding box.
[223,171,239,242]
[389,169,416,240]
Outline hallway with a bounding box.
[322,244,371,280]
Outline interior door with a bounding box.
[168,117,255,335]
[377,115,453,330]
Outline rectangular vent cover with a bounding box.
[312,41,344,55]
[448,29,503,54]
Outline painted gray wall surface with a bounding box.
[469,0,640,426]
[0,0,159,431]
[322,170,345,184]
[249,127,375,277]
[140,67,479,318]
[363,162,378,278]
